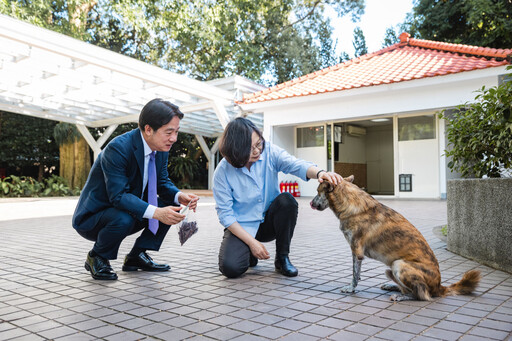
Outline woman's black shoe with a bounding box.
[275,255,298,277]
[249,254,258,267]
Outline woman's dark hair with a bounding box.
[219,117,265,168]
[139,98,184,131]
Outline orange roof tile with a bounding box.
[241,33,512,105]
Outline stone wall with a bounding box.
[447,178,512,273]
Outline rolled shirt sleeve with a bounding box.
[213,167,238,229]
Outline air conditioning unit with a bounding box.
[347,125,366,136]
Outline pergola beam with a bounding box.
[75,124,101,159]
[212,99,230,129]
[0,15,233,103]
[0,14,266,190]
[75,123,119,160]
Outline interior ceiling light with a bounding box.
[371,118,390,122]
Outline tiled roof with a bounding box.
[241,33,512,105]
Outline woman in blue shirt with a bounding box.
[213,118,342,278]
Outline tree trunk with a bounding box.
[59,137,90,189]
[73,137,91,189]
[60,142,75,187]
[38,164,44,182]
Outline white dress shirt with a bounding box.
[140,132,181,219]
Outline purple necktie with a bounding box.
[148,151,158,235]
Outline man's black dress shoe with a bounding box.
[275,255,298,277]
[249,254,258,267]
[122,251,170,272]
[85,253,118,280]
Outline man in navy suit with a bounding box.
[72,98,199,280]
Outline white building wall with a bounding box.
[295,145,326,196]
[438,118,447,199]
[273,125,299,186]
[255,67,508,198]
[257,69,503,126]
[398,139,440,198]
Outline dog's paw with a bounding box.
[340,285,356,293]
[381,284,401,292]
[390,294,413,302]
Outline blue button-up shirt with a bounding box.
[213,142,314,237]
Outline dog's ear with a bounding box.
[319,181,335,193]
[325,181,335,193]
[345,175,354,183]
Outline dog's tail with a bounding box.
[441,270,481,297]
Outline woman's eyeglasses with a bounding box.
[251,140,263,152]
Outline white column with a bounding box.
[195,135,220,190]
[76,124,118,160]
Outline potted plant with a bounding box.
[440,66,512,273]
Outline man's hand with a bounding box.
[249,240,270,260]
[178,192,199,212]
[153,206,185,225]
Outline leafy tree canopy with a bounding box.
[352,26,367,57]
[1,0,364,85]
[401,0,512,49]
[0,111,59,172]
[0,0,365,187]
[382,26,400,48]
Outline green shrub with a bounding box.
[441,66,512,178]
[42,175,81,197]
[0,175,42,197]
[168,156,199,189]
[0,175,80,197]
[441,225,448,237]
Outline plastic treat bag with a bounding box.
[177,203,198,246]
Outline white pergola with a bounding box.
[0,14,264,188]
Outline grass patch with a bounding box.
[440,225,448,237]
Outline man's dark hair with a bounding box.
[138,98,184,131]
[219,117,265,168]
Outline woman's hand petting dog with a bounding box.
[318,171,343,185]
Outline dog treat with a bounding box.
[178,220,198,245]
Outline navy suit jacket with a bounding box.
[72,129,180,232]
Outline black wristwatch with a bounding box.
[316,169,326,178]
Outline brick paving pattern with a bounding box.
[1,196,511,340]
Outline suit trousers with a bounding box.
[76,199,171,260]
[218,192,298,278]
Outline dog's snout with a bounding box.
[310,193,329,211]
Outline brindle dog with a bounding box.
[311,175,481,301]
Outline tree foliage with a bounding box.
[0,0,366,188]
[0,0,97,39]
[1,0,364,85]
[382,26,400,48]
[352,26,368,57]
[402,0,512,48]
[167,133,214,189]
[441,67,512,178]
[0,111,59,181]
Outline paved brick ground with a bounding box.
[1,196,511,340]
